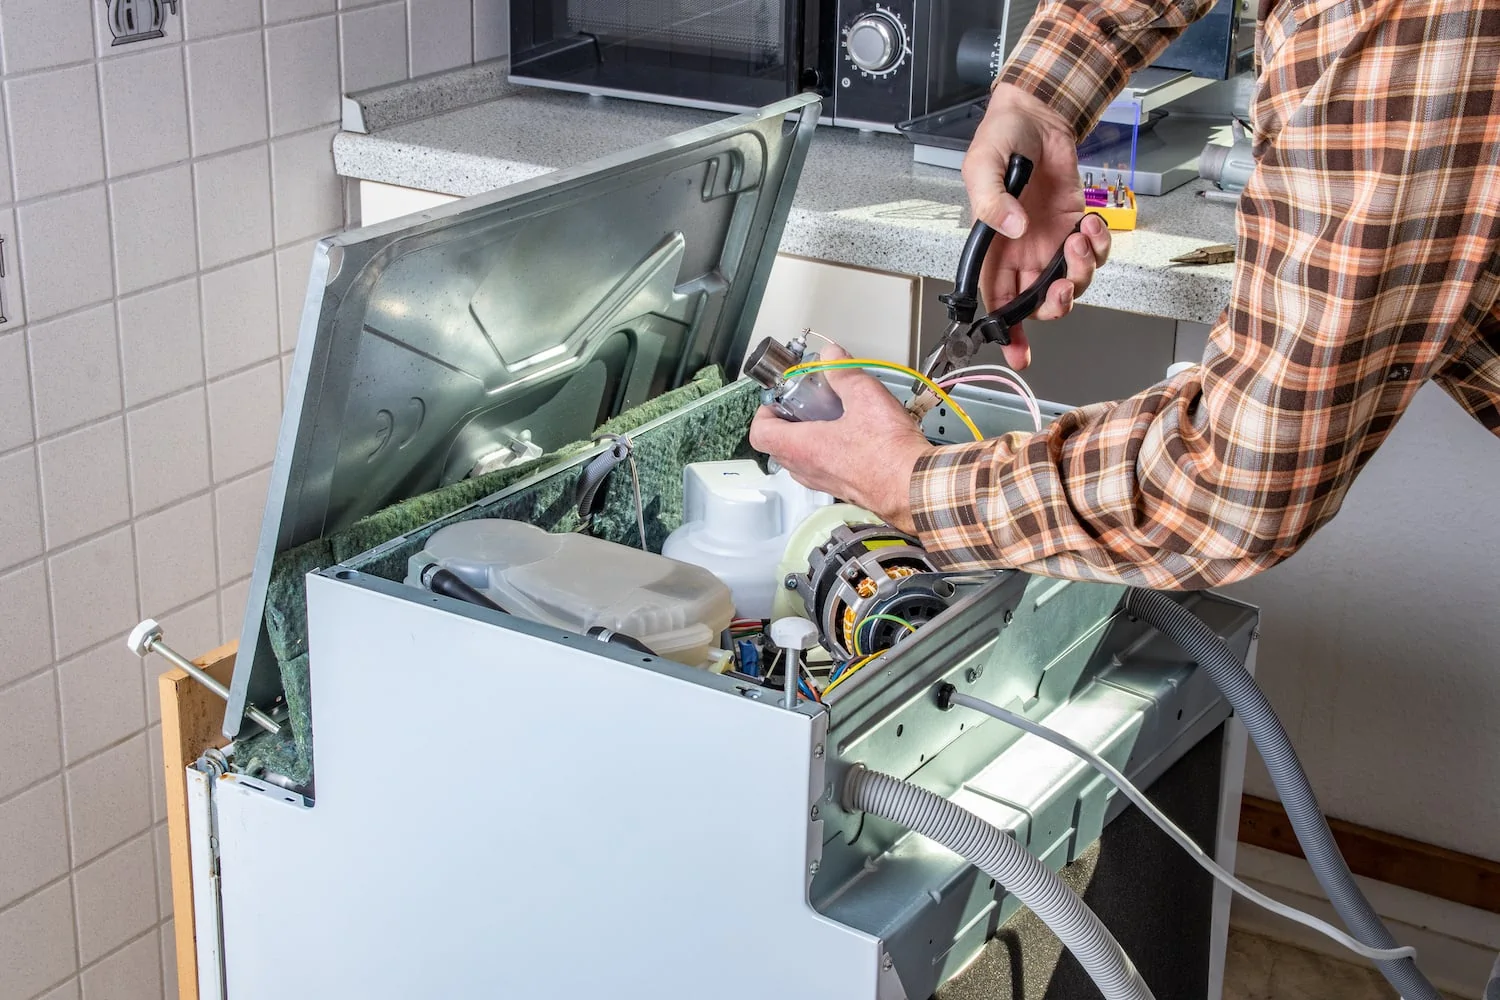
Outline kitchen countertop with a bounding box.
[333,77,1239,326]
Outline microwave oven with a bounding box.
[507,0,1035,131]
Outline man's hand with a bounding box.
[748,345,934,534]
[964,83,1113,369]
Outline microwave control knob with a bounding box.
[845,12,905,75]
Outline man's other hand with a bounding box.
[964,83,1112,369]
[748,345,934,534]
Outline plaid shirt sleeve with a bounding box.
[995,0,1218,142]
[912,0,1500,590]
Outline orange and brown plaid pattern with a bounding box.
[910,0,1500,589]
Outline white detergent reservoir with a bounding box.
[406,520,733,668]
[661,461,833,619]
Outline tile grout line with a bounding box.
[183,30,227,641]
[0,457,275,581]
[6,838,168,993]
[406,0,417,81]
[0,8,372,88]
[0,577,234,781]
[14,908,178,1000]
[58,47,129,975]
[12,224,335,351]
[0,12,411,1000]
[0,353,290,464]
[0,115,341,220]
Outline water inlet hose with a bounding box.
[1124,589,1439,1000]
[843,765,1156,1000]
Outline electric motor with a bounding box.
[789,522,958,662]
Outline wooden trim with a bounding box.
[160,641,238,1000]
[1239,794,1500,915]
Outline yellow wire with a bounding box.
[822,653,884,699]
[852,613,916,657]
[782,358,984,442]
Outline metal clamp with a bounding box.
[127,619,281,736]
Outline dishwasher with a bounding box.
[159,93,1257,1000]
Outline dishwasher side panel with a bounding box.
[212,572,893,1000]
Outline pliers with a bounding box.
[1169,243,1235,266]
[909,154,1097,419]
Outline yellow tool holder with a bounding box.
[1093,187,1138,231]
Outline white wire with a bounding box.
[940,375,1043,431]
[597,433,648,551]
[941,363,1041,412]
[949,691,1419,966]
[624,447,647,551]
[801,329,837,351]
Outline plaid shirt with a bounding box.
[910,0,1500,589]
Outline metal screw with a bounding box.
[813,743,824,759]
[1003,609,1014,625]
[784,574,798,590]
[127,619,280,735]
[810,804,821,820]
[809,860,821,875]
[882,955,894,971]
[199,747,229,778]
[965,665,983,684]
[1250,628,1261,640]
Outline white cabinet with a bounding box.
[749,255,915,365]
[357,180,459,225]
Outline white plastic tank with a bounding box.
[406,519,734,668]
[661,461,834,619]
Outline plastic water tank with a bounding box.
[661,461,834,619]
[405,519,734,668]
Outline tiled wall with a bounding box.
[0,2,506,998]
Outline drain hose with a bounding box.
[843,765,1155,1000]
[1124,589,1439,1000]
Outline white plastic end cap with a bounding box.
[127,619,162,657]
[769,616,821,651]
[1165,362,1197,379]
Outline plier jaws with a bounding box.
[909,153,1098,419]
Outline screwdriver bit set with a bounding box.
[1083,166,1138,231]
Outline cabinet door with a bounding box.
[356,181,458,227]
[750,255,916,365]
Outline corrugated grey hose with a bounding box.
[1125,589,1440,1000]
[843,765,1156,1000]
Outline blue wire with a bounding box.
[798,676,822,703]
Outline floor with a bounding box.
[1224,930,1447,1000]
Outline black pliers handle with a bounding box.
[914,154,1098,398]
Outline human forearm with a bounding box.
[996,0,1218,142]
[907,368,1299,590]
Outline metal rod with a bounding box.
[784,648,799,709]
[129,620,281,735]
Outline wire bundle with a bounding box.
[937,364,1043,432]
[780,357,1045,437]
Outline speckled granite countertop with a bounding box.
[334,80,1238,326]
